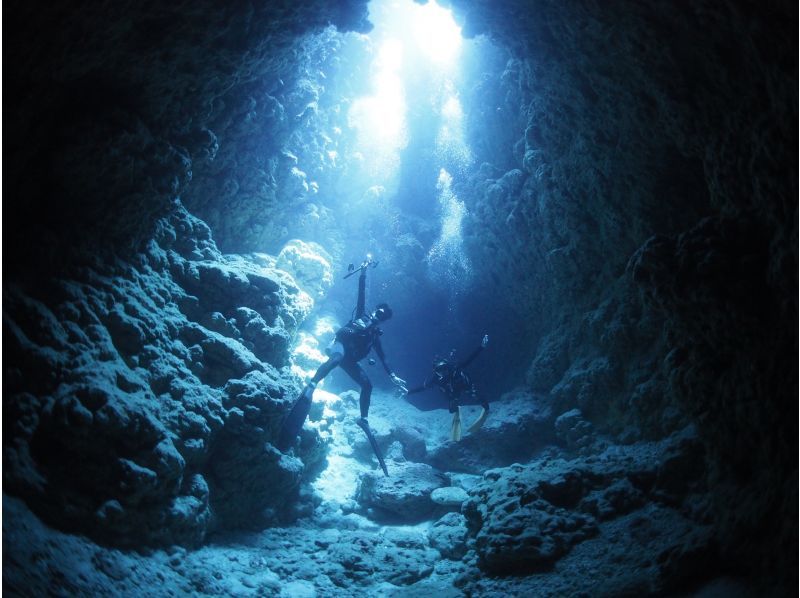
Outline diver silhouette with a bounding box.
[404,334,489,441]
[276,256,406,475]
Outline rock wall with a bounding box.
[3,205,328,547]
[4,0,370,550]
[445,0,797,587]
[4,0,372,276]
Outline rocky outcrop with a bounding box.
[424,390,556,473]
[444,1,796,588]
[630,214,797,578]
[3,206,330,547]
[463,426,709,579]
[5,1,373,276]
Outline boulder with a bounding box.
[426,390,556,473]
[430,486,469,509]
[554,408,595,451]
[392,425,428,461]
[276,239,334,300]
[429,512,470,560]
[462,427,707,575]
[356,461,446,523]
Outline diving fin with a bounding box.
[467,407,488,435]
[356,418,388,477]
[276,385,314,451]
[450,407,462,442]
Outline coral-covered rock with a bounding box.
[554,408,594,451]
[391,425,428,461]
[206,442,304,529]
[526,330,570,393]
[430,486,469,509]
[276,239,334,300]
[426,390,556,473]
[2,206,313,547]
[356,461,446,523]
[429,512,470,560]
[322,528,438,586]
[463,427,707,575]
[464,463,598,574]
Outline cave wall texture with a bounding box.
[3,0,797,592]
[447,2,798,584]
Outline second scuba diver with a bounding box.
[403,334,490,441]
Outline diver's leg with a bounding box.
[340,359,372,419]
[311,351,344,384]
[277,353,342,451]
[341,359,388,475]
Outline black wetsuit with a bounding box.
[277,270,393,451]
[310,271,392,418]
[407,345,488,413]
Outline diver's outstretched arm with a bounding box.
[373,336,406,392]
[406,375,435,395]
[458,334,488,369]
[372,336,393,375]
[355,271,367,317]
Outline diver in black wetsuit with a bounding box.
[277,257,406,461]
[404,334,489,441]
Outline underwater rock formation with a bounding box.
[448,0,797,589]
[424,390,555,472]
[356,461,446,523]
[3,0,795,595]
[464,426,706,575]
[4,205,330,546]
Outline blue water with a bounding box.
[283,1,520,404]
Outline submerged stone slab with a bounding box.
[356,461,446,523]
[430,486,469,508]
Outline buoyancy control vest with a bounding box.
[439,368,473,398]
[335,314,381,360]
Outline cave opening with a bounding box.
[2,1,796,596]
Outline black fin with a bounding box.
[356,419,388,476]
[276,387,313,451]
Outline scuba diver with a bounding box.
[276,255,407,476]
[404,334,489,441]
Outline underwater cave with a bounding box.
[3,0,797,595]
